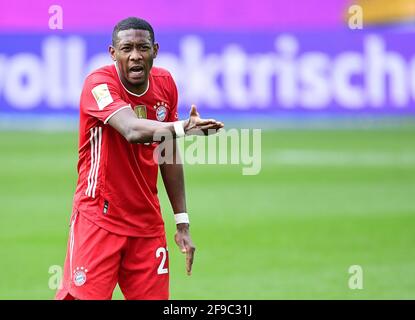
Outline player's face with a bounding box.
[110,29,159,94]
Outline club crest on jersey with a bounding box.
[73,266,88,287]
[154,102,168,121]
[134,105,147,119]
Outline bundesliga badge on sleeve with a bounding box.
[91,83,113,110]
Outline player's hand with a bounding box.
[174,224,196,276]
[183,104,224,136]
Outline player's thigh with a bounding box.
[56,212,126,300]
[119,235,169,300]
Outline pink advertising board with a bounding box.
[0,0,351,31]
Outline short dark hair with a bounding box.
[112,17,155,46]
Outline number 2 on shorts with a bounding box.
[156,247,168,274]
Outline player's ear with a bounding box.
[109,45,116,61]
[152,42,159,59]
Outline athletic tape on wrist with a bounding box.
[174,121,185,138]
[174,212,190,224]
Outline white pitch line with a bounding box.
[266,150,415,167]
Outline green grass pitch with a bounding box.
[0,127,414,299]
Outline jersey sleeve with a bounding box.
[167,75,179,122]
[80,72,131,124]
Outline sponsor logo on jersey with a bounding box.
[134,105,147,119]
[73,267,88,286]
[91,83,113,110]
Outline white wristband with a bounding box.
[174,120,186,138]
[174,212,190,224]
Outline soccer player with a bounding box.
[55,17,224,300]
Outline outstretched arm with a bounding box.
[108,105,223,144]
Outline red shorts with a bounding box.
[55,211,169,300]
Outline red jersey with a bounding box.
[72,64,179,237]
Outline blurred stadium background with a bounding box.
[0,0,414,299]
